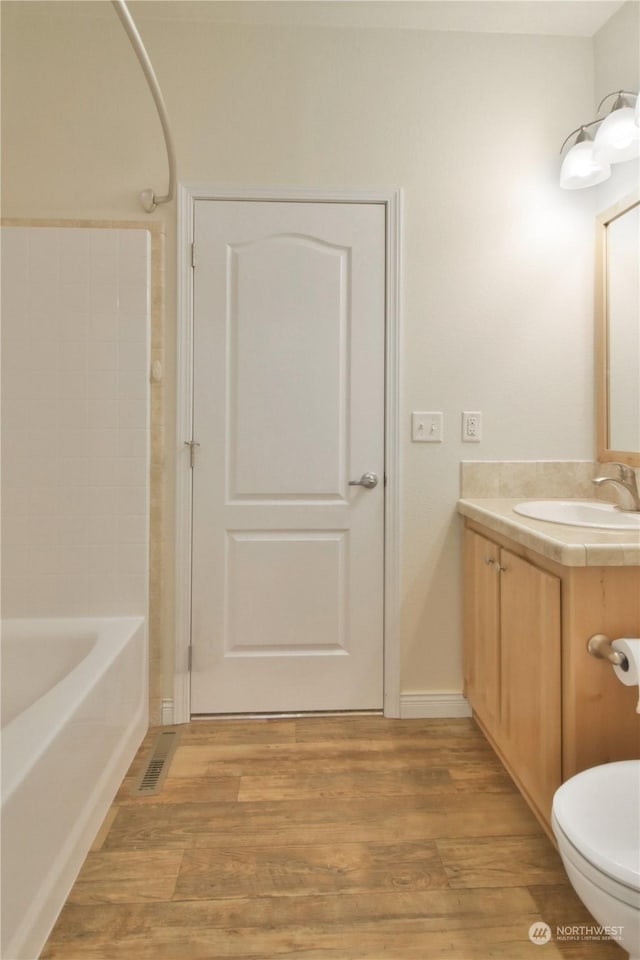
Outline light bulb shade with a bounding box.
[593,107,640,163]
[560,140,610,189]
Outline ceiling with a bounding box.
[125,0,627,37]
[14,0,627,37]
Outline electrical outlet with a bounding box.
[462,411,482,442]
[412,412,443,443]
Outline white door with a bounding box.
[190,200,386,714]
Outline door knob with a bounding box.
[349,472,379,489]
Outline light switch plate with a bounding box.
[412,412,443,442]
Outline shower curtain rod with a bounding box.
[111,0,176,213]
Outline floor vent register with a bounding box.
[133,727,181,796]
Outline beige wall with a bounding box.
[2,1,637,705]
[595,1,639,104]
[594,1,640,207]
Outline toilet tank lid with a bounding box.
[553,760,640,889]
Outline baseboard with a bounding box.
[399,692,472,719]
[161,698,175,726]
[162,694,471,723]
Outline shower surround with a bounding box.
[1,224,151,958]
[1,225,150,619]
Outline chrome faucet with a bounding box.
[592,462,640,512]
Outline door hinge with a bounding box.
[187,645,192,671]
[191,242,196,268]
[185,439,200,468]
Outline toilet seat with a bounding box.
[552,760,640,892]
[552,812,640,910]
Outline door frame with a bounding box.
[174,183,402,723]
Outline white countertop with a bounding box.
[457,498,640,567]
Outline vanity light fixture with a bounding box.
[593,91,640,164]
[560,122,611,190]
[559,89,639,189]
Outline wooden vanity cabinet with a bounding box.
[463,519,640,835]
[463,527,561,827]
[462,529,501,742]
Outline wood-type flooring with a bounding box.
[41,716,624,959]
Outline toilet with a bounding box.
[552,760,640,960]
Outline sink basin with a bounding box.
[513,500,640,530]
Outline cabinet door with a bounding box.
[463,528,501,740]
[500,549,561,821]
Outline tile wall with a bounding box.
[459,460,598,499]
[1,226,150,618]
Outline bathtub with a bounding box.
[1,617,148,960]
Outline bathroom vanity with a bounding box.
[458,498,640,836]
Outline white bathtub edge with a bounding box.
[1,617,148,960]
[12,697,147,960]
[12,695,147,960]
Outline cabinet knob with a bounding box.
[484,556,495,566]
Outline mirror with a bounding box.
[595,190,640,467]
